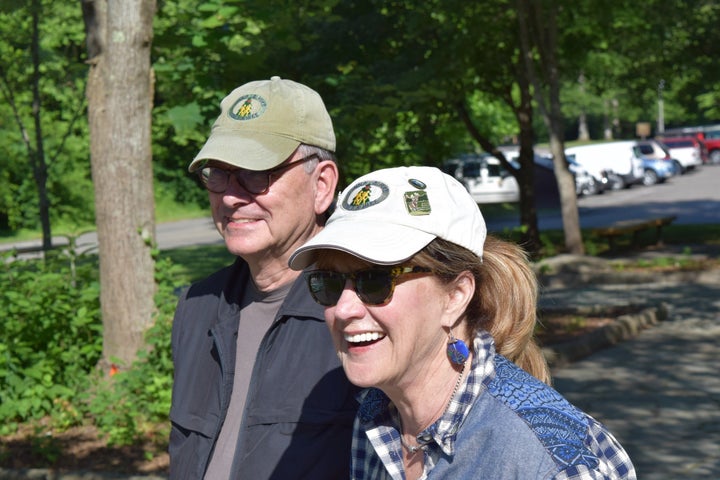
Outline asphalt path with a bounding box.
[3,163,720,257]
[483,163,720,232]
[541,257,720,479]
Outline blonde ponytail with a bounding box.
[416,235,551,385]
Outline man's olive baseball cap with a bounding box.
[188,76,335,172]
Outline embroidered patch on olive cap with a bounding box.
[228,94,267,121]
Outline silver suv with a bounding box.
[634,140,683,174]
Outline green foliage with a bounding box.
[613,253,710,272]
[583,238,601,257]
[0,250,102,435]
[0,1,93,232]
[560,0,720,135]
[0,248,189,449]
[4,0,719,243]
[85,256,186,446]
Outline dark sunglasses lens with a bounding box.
[308,271,345,306]
[241,171,269,194]
[356,270,394,305]
[201,168,227,193]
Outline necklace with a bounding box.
[400,360,467,455]
[400,437,427,455]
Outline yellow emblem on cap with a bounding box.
[342,180,389,211]
[229,94,267,121]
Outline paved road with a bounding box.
[1,217,223,260]
[484,163,720,231]
[542,264,720,479]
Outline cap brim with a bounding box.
[289,217,436,270]
[188,129,301,172]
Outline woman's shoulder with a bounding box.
[480,355,622,475]
[489,356,581,413]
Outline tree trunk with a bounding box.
[83,0,157,370]
[517,0,584,255]
[456,95,541,257]
[603,99,613,140]
[577,73,589,141]
[514,64,541,258]
[30,0,52,250]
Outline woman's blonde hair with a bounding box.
[413,235,551,385]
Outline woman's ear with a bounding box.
[441,271,475,328]
[314,160,339,215]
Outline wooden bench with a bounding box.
[592,215,677,250]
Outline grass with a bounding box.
[590,223,720,256]
[160,244,235,283]
[153,191,208,223]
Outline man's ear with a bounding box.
[441,271,475,328]
[314,160,339,215]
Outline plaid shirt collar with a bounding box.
[352,331,496,479]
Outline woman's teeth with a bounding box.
[345,332,385,344]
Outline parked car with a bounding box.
[506,150,603,196]
[441,153,519,204]
[661,137,707,173]
[564,154,607,195]
[661,125,720,165]
[503,151,568,207]
[565,141,644,190]
[633,139,685,174]
[659,136,709,165]
[699,128,720,164]
[639,156,676,186]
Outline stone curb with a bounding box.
[538,269,720,288]
[542,302,671,369]
[534,252,720,289]
[0,469,167,480]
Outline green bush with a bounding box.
[1,247,187,452]
[0,250,102,435]
[85,256,181,447]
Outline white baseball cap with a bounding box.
[188,76,335,172]
[289,166,487,269]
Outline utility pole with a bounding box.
[657,79,665,135]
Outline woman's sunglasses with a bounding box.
[305,266,433,306]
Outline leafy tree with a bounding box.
[305,0,549,253]
[518,0,584,254]
[560,0,720,137]
[0,0,92,239]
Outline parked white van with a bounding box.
[564,142,645,189]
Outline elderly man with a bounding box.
[169,77,358,479]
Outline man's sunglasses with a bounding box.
[305,266,433,306]
[198,154,318,194]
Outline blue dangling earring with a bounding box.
[446,329,469,365]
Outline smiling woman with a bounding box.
[289,165,637,480]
